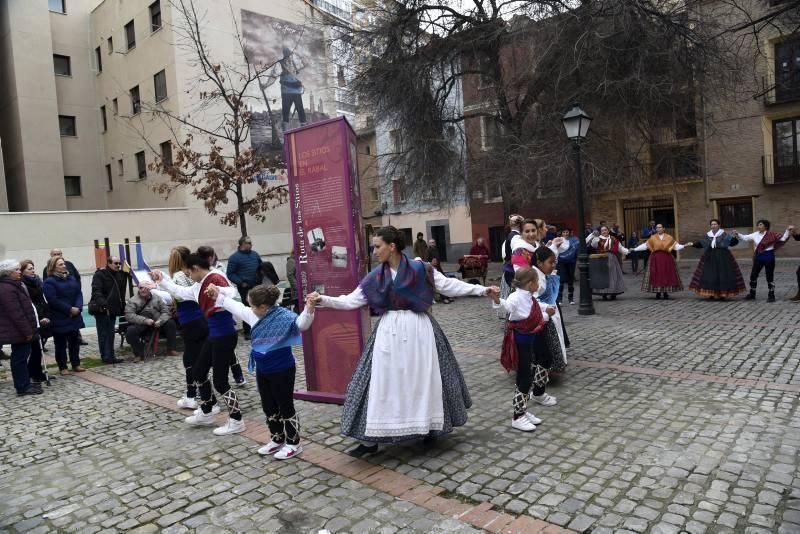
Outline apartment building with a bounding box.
[0,0,354,213]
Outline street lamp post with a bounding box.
[562,104,595,316]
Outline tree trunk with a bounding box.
[236,182,247,237]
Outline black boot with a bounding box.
[745,290,756,300]
[655,293,662,299]
[768,291,776,303]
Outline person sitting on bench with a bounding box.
[124,284,178,361]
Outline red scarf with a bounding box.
[500,301,546,372]
[198,273,229,319]
[754,231,786,257]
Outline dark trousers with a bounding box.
[642,250,651,269]
[54,330,80,370]
[750,259,775,290]
[127,320,178,357]
[181,319,208,398]
[194,334,241,420]
[630,252,639,273]
[281,92,306,123]
[256,366,299,445]
[28,336,45,382]
[796,265,800,290]
[10,343,32,393]
[95,314,117,362]
[237,285,252,335]
[557,261,576,300]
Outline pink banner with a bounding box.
[285,117,369,404]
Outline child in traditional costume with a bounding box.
[168,246,207,411]
[632,224,689,299]
[585,225,630,300]
[493,267,553,432]
[308,226,497,458]
[206,283,317,459]
[734,220,791,302]
[532,247,569,373]
[689,219,745,300]
[152,255,244,436]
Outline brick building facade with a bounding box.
[463,8,800,260]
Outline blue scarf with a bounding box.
[248,306,302,373]
[360,256,434,315]
[539,273,561,305]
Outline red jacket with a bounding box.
[0,278,36,344]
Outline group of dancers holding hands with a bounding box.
[146,216,798,463]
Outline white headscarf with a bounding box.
[707,228,724,248]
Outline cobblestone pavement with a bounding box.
[2,260,800,533]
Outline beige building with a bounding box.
[0,0,356,290]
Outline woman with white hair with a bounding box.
[0,259,41,395]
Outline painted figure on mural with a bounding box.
[278,46,307,132]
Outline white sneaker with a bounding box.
[274,443,303,459]
[531,393,557,406]
[213,417,246,436]
[512,416,536,432]
[525,412,542,425]
[258,440,285,456]
[194,405,221,416]
[185,411,217,426]
[177,396,198,410]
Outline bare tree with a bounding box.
[142,0,288,237]
[326,0,764,216]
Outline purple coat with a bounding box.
[0,278,37,344]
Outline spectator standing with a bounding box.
[42,248,87,346]
[413,232,429,260]
[43,257,86,375]
[20,260,50,384]
[556,228,579,304]
[640,220,657,270]
[226,236,263,340]
[89,256,129,364]
[0,259,41,395]
[627,232,641,273]
[125,285,178,362]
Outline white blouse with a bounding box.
[493,289,551,322]
[319,268,486,310]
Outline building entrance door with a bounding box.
[623,198,675,242]
[431,225,448,262]
[488,226,505,261]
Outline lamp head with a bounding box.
[562,104,592,141]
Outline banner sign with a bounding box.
[285,117,369,404]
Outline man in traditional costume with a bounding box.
[734,220,791,302]
[689,219,745,300]
[633,223,689,299]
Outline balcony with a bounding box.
[763,154,800,184]
[761,75,800,106]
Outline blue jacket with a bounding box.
[227,249,263,286]
[559,237,579,263]
[43,275,85,334]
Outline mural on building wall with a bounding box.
[242,9,331,156]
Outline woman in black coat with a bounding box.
[21,260,50,383]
